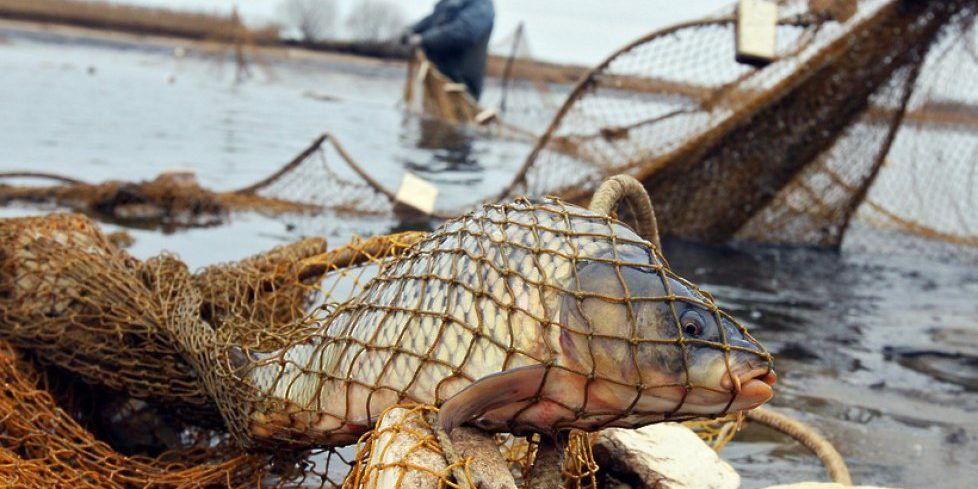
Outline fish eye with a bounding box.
[680,310,703,338]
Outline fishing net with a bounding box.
[500,0,978,260]
[0,213,428,487]
[404,50,491,126]
[401,22,569,140]
[403,48,545,142]
[0,340,268,488]
[0,213,213,412]
[0,183,772,486]
[172,196,771,451]
[0,213,427,415]
[234,0,978,261]
[6,0,978,259]
[0,169,314,229]
[0,134,395,229]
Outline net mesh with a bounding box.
[242,0,978,260]
[0,170,318,229]
[207,198,770,449]
[0,341,268,488]
[502,0,978,260]
[483,24,570,137]
[0,191,770,486]
[0,134,395,230]
[3,1,978,259]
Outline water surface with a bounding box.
[0,24,976,488]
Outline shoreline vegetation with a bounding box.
[0,0,589,85]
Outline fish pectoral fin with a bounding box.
[438,365,548,432]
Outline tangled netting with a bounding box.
[0,187,773,486]
[211,197,770,449]
[248,0,978,260]
[0,169,317,229]
[0,213,424,486]
[7,1,978,259]
[501,0,978,260]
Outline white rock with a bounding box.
[593,423,740,489]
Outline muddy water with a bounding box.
[1,23,976,488]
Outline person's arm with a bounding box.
[419,0,494,51]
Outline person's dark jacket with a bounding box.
[411,0,494,100]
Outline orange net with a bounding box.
[0,212,428,487]
[0,180,772,486]
[0,340,266,487]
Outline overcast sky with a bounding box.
[106,0,725,64]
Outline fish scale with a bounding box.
[244,198,771,444]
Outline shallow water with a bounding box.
[1,24,976,488]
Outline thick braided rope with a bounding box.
[588,174,660,248]
[748,407,852,485]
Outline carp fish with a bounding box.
[243,198,774,445]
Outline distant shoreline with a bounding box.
[0,0,590,85]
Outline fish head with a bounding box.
[437,209,772,435]
[556,235,774,427]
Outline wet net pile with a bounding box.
[0,213,417,487]
[234,0,978,261]
[7,1,977,258]
[500,0,978,259]
[0,134,395,229]
[0,189,770,486]
[0,170,317,229]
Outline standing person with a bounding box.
[403,0,495,100]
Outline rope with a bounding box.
[0,171,87,186]
[233,133,328,194]
[747,407,852,486]
[592,174,853,486]
[525,438,563,489]
[588,174,661,249]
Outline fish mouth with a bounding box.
[721,367,777,409]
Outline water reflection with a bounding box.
[662,238,978,488]
[2,23,977,488]
[402,117,483,179]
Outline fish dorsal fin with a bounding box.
[438,365,548,432]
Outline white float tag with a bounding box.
[736,0,778,66]
[395,172,438,215]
